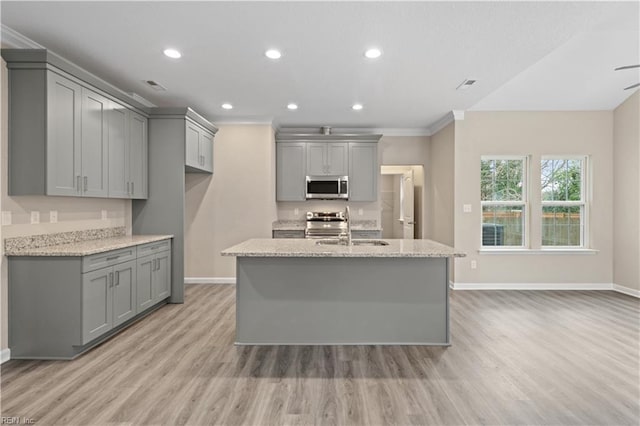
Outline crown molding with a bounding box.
[427,110,465,135]
[1,25,43,49]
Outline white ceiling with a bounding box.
[1,1,638,132]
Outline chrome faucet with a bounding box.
[345,206,352,246]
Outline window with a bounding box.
[541,157,586,247]
[480,157,527,247]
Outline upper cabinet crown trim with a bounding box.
[1,48,152,114]
[149,107,218,134]
[276,127,381,143]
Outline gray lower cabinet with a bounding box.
[351,230,382,239]
[136,249,171,312]
[9,239,172,359]
[3,50,148,199]
[185,121,215,173]
[348,142,378,202]
[277,142,307,201]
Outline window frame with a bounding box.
[540,155,588,248]
[480,155,529,249]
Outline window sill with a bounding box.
[478,248,599,255]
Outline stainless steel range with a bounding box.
[305,211,347,239]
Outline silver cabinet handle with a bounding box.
[109,272,114,288]
[106,255,119,261]
[83,176,88,192]
[127,182,130,194]
[115,271,120,286]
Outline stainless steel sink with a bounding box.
[352,239,389,246]
[315,239,389,246]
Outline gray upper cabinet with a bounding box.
[348,142,379,202]
[277,142,307,201]
[185,120,215,173]
[2,49,149,199]
[307,142,348,176]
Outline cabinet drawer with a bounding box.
[137,239,172,257]
[82,247,136,273]
[272,230,305,239]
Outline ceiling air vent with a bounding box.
[144,80,167,91]
[456,79,477,90]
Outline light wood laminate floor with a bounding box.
[1,285,638,425]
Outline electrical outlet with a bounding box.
[471,260,477,269]
[358,208,363,216]
[101,210,108,220]
[463,204,472,213]
[50,210,58,223]
[1,211,11,226]
[31,211,40,225]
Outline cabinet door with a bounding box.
[107,102,129,198]
[82,267,113,344]
[185,123,201,169]
[348,143,378,202]
[129,111,148,199]
[81,88,109,197]
[154,251,172,302]
[200,131,214,173]
[46,72,82,196]
[113,260,136,327]
[306,143,326,175]
[327,143,348,175]
[276,143,307,201]
[136,255,154,312]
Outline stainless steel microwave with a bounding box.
[306,176,348,200]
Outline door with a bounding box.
[81,88,109,197]
[401,170,415,239]
[107,102,129,198]
[276,143,306,201]
[200,131,214,172]
[327,143,348,175]
[113,260,136,326]
[46,72,82,196]
[82,267,113,343]
[154,251,172,301]
[185,123,201,168]
[306,143,326,175]
[136,255,154,312]
[129,112,147,198]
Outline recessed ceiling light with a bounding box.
[265,49,282,59]
[287,103,298,110]
[163,48,182,59]
[364,48,382,59]
[221,103,233,110]
[352,103,363,111]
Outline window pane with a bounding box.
[482,205,524,246]
[542,206,582,246]
[541,159,582,201]
[481,159,523,201]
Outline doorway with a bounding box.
[380,165,424,239]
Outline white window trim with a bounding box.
[480,156,529,249]
[540,155,588,248]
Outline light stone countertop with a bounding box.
[272,220,382,231]
[222,238,465,258]
[5,235,174,257]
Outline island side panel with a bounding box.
[235,256,449,345]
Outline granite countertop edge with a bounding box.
[5,235,174,257]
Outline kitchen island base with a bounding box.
[236,256,450,345]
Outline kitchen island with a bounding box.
[222,239,465,346]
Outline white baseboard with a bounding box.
[612,284,640,298]
[1,348,10,364]
[185,277,236,285]
[451,282,613,291]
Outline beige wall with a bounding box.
[184,125,277,279]
[428,122,455,246]
[613,91,640,292]
[0,59,131,351]
[454,111,614,284]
